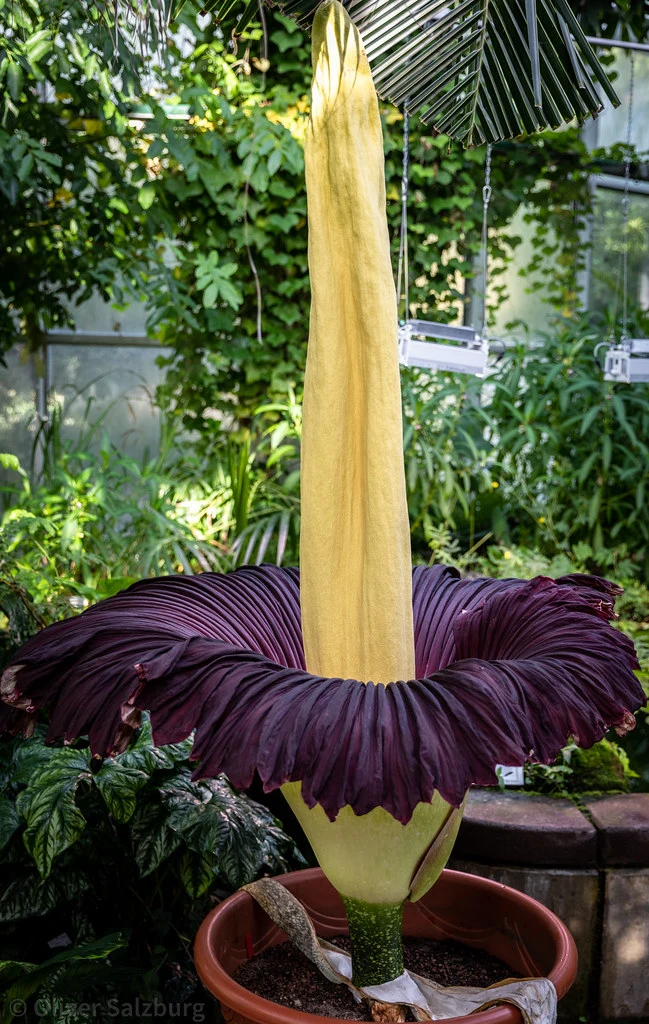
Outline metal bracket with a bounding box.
[604,347,631,383]
[628,338,649,355]
[603,340,649,383]
[398,320,489,377]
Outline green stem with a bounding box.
[342,896,404,988]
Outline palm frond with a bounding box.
[205,0,618,146]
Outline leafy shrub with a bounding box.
[401,370,495,556]
[0,933,127,1024]
[523,739,638,797]
[3,0,618,441]
[0,398,301,627]
[485,315,649,578]
[0,716,305,1019]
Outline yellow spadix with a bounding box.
[298,0,415,687]
[283,0,458,914]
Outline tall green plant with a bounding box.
[0,433,229,609]
[486,314,649,576]
[401,369,495,554]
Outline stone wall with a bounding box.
[449,790,649,1021]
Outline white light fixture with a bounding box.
[598,54,649,387]
[398,319,489,377]
[396,109,493,381]
[604,338,649,383]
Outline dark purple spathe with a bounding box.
[0,565,644,823]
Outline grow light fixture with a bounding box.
[398,320,489,377]
[603,338,649,383]
[396,107,493,380]
[598,52,649,387]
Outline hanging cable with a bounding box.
[609,51,635,345]
[397,112,494,339]
[480,143,493,342]
[621,50,635,342]
[598,49,648,383]
[396,110,493,378]
[397,103,410,321]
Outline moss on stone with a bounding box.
[569,739,632,793]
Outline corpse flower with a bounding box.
[1,0,645,998]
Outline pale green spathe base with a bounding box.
[409,800,465,902]
[282,783,455,904]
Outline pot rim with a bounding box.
[194,867,577,1024]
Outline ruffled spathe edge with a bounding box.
[1,566,644,823]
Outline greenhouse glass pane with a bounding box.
[49,344,165,459]
[491,205,557,340]
[67,294,149,336]
[589,190,649,316]
[591,50,649,152]
[0,346,40,474]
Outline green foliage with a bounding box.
[18,748,93,878]
[3,0,620,440]
[385,126,599,331]
[0,0,311,415]
[1,933,126,1024]
[0,428,227,612]
[484,315,649,575]
[148,20,311,427]
[0,0,151,348]
[0,399,301,629]
[0,716,305,1017]
[158,771,298,890]
[473,538,640,583]
[401,370,494,553]
[523,739,638,798]
[1,716,302,883]
[400,307,649,574]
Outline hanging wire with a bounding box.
[610,50,635,345]
[480,143,493,341]
[397,110,493,338]
[609,230,624,343]
[621,50,635,342]
[396,102,410,321]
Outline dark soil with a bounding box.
[234,935,519,1020]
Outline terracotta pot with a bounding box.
[195,867,577,1024]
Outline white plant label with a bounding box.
[496,764,524,786]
